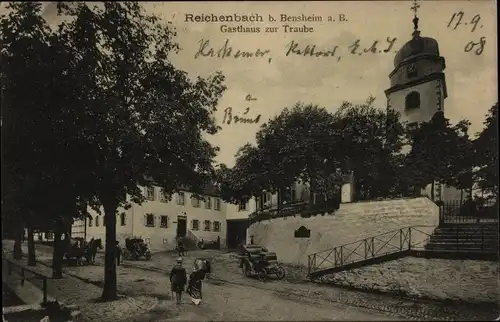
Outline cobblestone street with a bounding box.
[4,242,496,321]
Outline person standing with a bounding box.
[187,267,204,306]
[115,241,121,266]
[177,238,185,256]
[170,257,187,305]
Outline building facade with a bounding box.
[81,185,227,252]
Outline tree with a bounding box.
[473,103,498,199]
[332,96,406,200]
[1,2,93,275]
[255,103,342,205]
[220,98,407,206]
[56,2,226,300]
[405,112,471,200]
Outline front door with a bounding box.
[177,216,187,237]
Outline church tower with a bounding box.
[385,0,463,202]
[385,0,447,132]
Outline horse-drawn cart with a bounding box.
[64,237,102,265]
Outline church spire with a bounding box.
[411,0,421,38]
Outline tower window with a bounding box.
[405,91,420,111]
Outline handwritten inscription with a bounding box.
[446,11,486,56]
[245,94,257,101]
[447,11,483,32]
[348,38,397,55]
[195,37,399,63]
[464,37,486,56]
[195,39,271,62]
[222,107,261,125]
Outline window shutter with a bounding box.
[124,214,127,226]
[144,215,147,226]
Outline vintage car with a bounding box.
[236,244,285,281]
[122,238,152,261]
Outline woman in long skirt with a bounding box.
[187,268,204,305]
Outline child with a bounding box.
[170,257,187,305]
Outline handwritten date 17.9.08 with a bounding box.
[446,11,486,56]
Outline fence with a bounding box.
[439,199,498,226]
[249,198,341,225]
[308,226,433,275]
[3,257,49,304]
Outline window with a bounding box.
[239,201,247,211]
[407,63,417,78]
[88,217,93,227]
[191,196,201,208]
[205,197,212,209]
[95,216,100,227]
[176,192,185,205]
[145,213,155,227]
[120,213,126,226]
[191,219,199,231]
[160,215,168,228]
[214,198,221,211]
[213,221,221,232]
[405,91,420,111]
[159,189,169,203]
[146,186,155,201]
[204,220,211,231]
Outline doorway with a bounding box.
[177,216,187,237]
[226,219,249,249]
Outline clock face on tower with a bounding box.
[407,63,417,77]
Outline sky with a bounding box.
[32,1,500,166]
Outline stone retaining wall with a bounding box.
[247,197,439,266]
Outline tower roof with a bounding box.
[393,33,441,67]
[394,0,441,67]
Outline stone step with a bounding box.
[436,226,498,232]
[430,235,498,241]
[434,231,498,236]
[425,244,498,251]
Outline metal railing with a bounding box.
[3,257,49,304]
[439,200,498,226]
[307,226,434,275]
[249,200,341,225]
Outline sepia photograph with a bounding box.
[1,1,498,321]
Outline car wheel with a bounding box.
[275,266,286,280]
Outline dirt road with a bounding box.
[6,242,497,321]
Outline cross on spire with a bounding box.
[410,0,421,33]
[411,0,420,17]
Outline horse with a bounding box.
[84,238,102,264]
[64,237,87,265]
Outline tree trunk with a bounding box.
[277,189,281,211]
[460,189,464,204]
[27,228,36,266]
[309,178,315,208]
[430,181,435,201]
[102,201,118,301]
[52,230,63,279]
[13,225,23,260]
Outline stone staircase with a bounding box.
[425,224,498,253]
